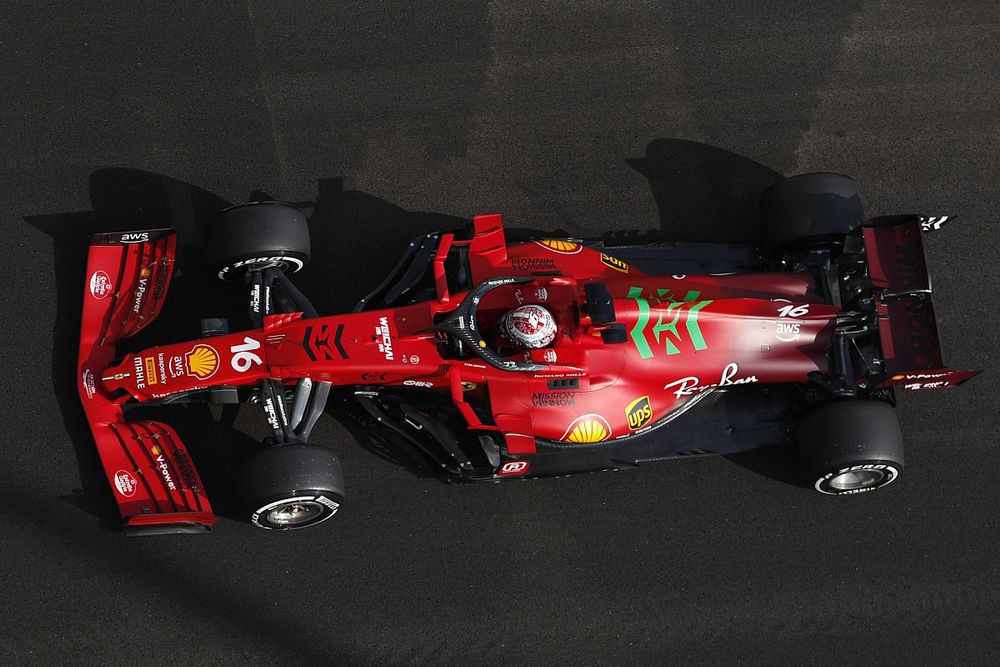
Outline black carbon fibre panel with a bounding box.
[528,386,798,477]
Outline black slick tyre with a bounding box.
[238,444,345,530]
[797,399,904,496]
[761,173,864,250]
[203,201,310,281]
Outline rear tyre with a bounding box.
[203,201,310,281]
[797,400,904,495]
[761,173,864,250]
[238,444,345,530]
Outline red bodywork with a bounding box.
[78,214,977,531]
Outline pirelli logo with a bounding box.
[600,253,629,273]
[144,357,158,386]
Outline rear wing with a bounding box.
[78,229,215,534]
[863,216,980,391]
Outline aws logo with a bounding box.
[625,396,653,431]
[119,232,150,244]
[534,239,582,254]
[185,344,219,380]
[600,253,629,273]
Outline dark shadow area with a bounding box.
[327,398,439,480]
[726,442,807,489]
[626,138,783,243]
[296,176,470,315]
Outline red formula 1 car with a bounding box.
[77,174,979,534]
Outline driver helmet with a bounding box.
[501,304,557,349]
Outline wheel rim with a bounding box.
[218,256,304,280]
[829,469,886,491]
[265,499,325,526]
[240,258,302,273]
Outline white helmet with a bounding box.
[501,304,557,349]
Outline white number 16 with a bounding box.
[777,304,810,318]
[231,337,262,372]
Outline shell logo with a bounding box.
[560,414,612,443]
[184,344,219,380]
[534,239,582,254]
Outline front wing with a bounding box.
[78,229,215,535]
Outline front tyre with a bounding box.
[203,201,310,281]
[238,444,345,530]
[797,400,904,496]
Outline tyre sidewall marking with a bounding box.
[218,256,304,280]
[250,494,340,529]
[814,463,899,495]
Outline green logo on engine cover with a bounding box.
[628,287,712,359]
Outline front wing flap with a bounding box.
[79,229,215,534]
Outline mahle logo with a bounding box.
[625,396,653,431]
[628,287,712,358]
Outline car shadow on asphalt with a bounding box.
[25,143,810,527]
[616,137,784,244]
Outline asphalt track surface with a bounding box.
[3,2,1000,664]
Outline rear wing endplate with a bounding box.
[863,216,980,390]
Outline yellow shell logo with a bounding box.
[535,239,582,254]
[185,344,219,380]
[561,414,612,443]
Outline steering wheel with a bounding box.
[435,276,548,372]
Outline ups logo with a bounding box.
[625,395,653,430]
[600,253,629,273]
